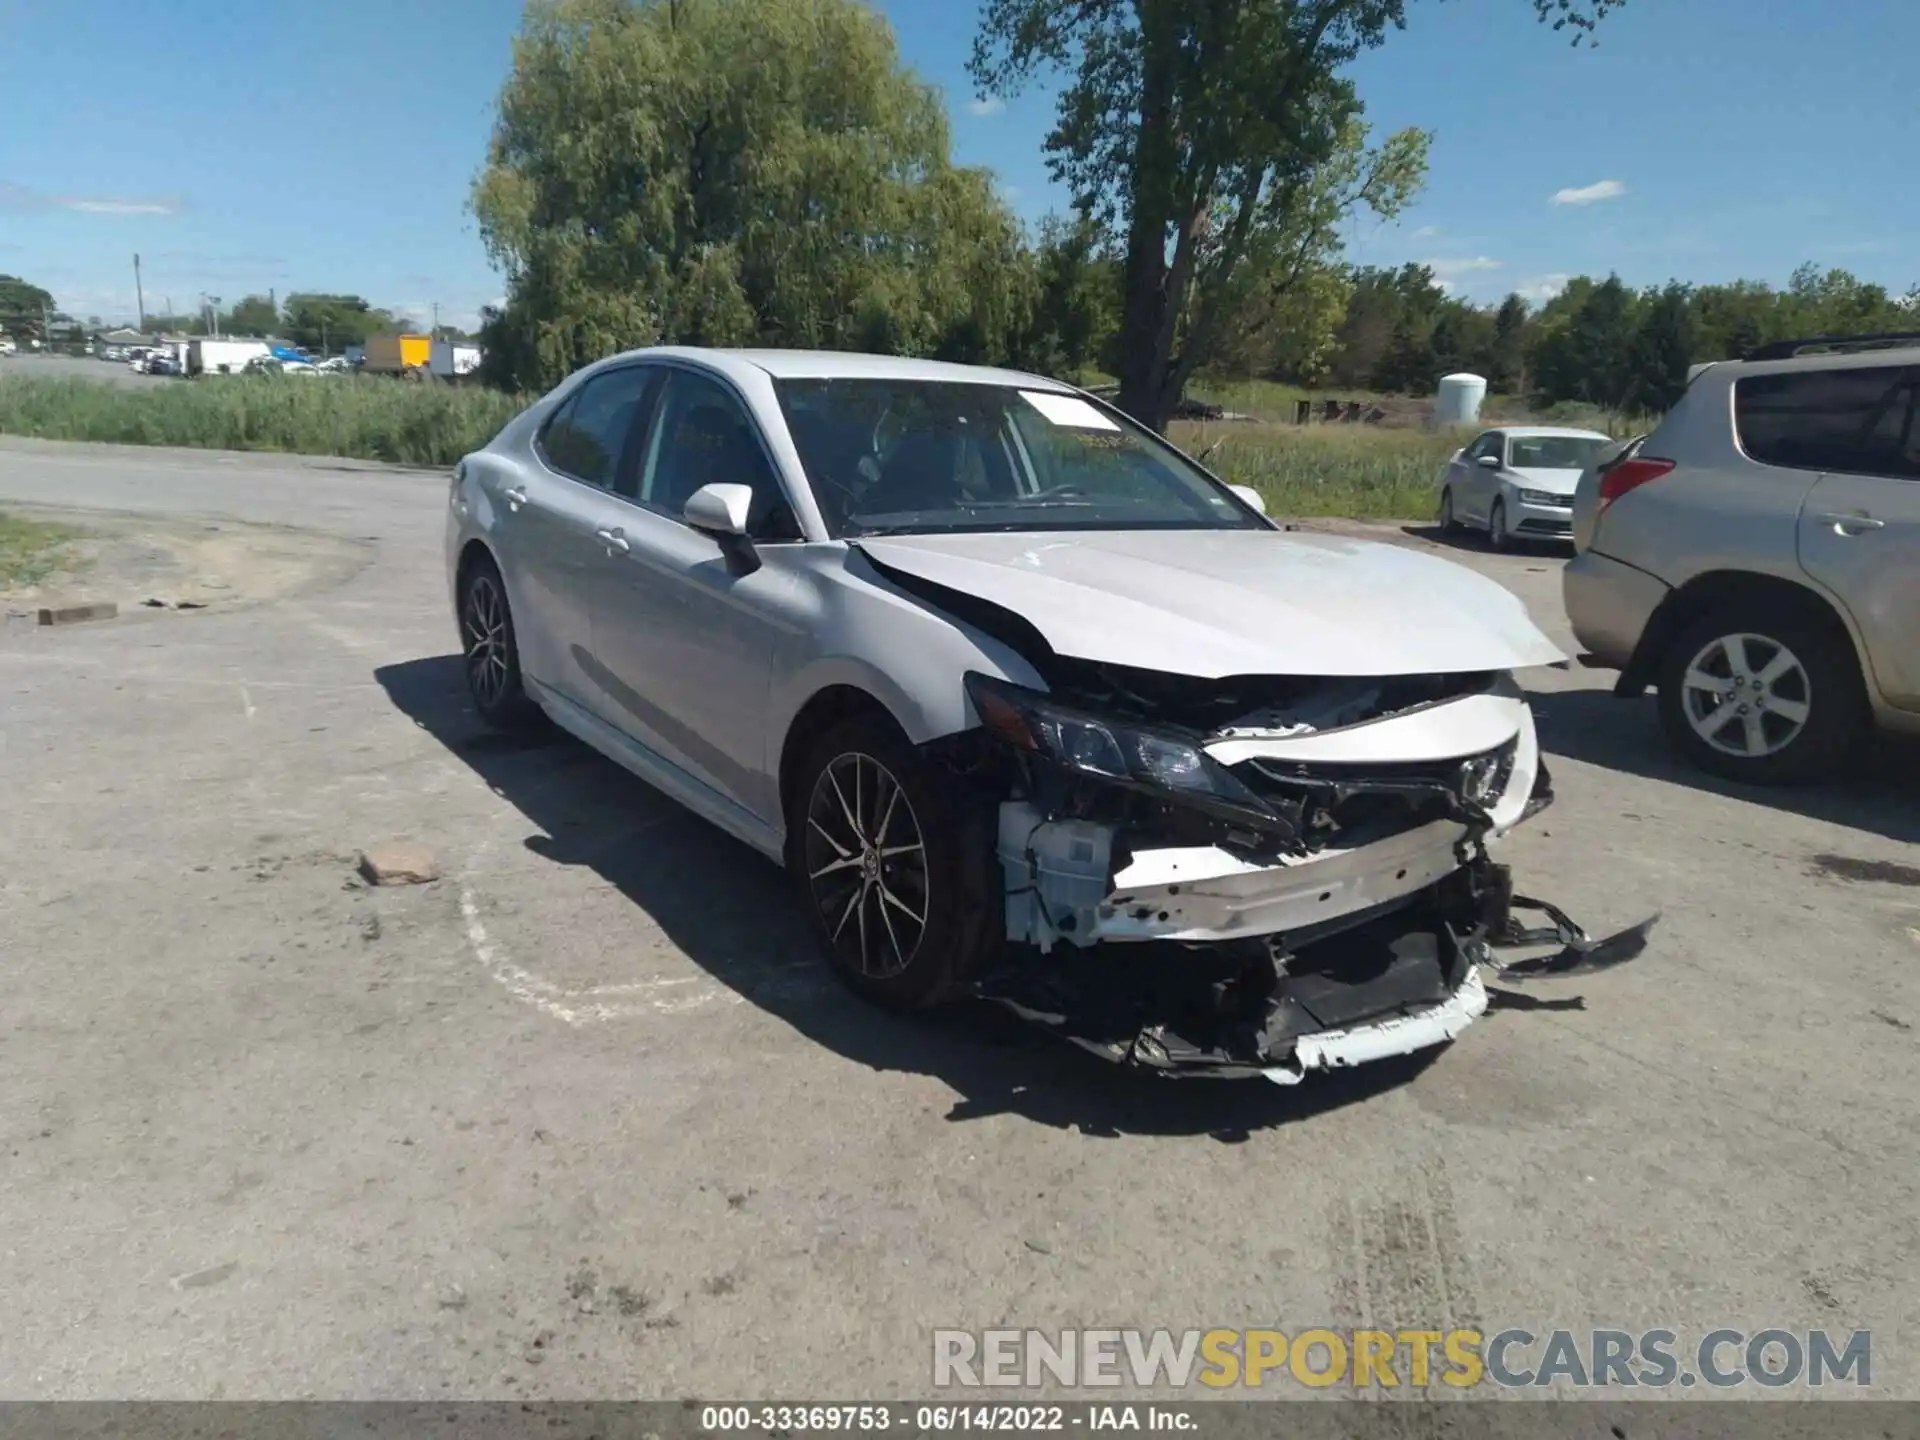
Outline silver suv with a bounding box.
[1565,334,1920,785]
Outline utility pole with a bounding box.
[432,301,440,337]
[133,253,147,333]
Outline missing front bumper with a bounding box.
[976,894,1492,1082]
[975,852,1653,1083]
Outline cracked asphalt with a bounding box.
[1,435,1916,1400]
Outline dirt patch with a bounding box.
[1810,852,1920,888]
[0,503,370,617]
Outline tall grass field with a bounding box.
[0,375,528,470]
[0,372,1470,518]
[1171,420,1459,519]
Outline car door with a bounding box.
[497,364,658,708]
[585,365,808,823]
[1790,364,1920,709]
[1459,431,1504,521]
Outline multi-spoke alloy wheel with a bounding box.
[462,572,512,711]
[1679,631,1810,760]
[804,751,929,981]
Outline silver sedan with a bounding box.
[446,348,1584,1080]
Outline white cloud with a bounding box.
[1424,256,1503,280]
[1411,225,1440,239]
[60,198,177,216]
[967,95,1006,117]
[1516,272,1572,302]
[1551,179,1627,207]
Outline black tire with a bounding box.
[1487,497,1512,551]
[1437,487,1459,533]
[457,553,543,732]
[1656,600,1868,785]
[787,712,998,1010]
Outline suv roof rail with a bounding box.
[1742,332,1920,362]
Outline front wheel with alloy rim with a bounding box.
[458,555,542,731]
[1437,487,1459,533]
[1655,603,1867,785]
[1486,497,1512,550]
[789,713,997,1010]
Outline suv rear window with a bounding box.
[1734,365,1917,477]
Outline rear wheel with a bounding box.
[1656,602,1867,785]
[458,555,543,732]
[788,713,997,1010]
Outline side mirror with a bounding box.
[683,482,754,536]
[1475,453,1501,469]
[1228,483,1267,515]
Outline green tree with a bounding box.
[969,0,1624,430]
[0,274,56,341]
[1625,282,1693,413]
[474,0,1029,392]
[227,294,280,337]
[1487,293,1530,392]
[281,294,398,353]
[1531,274,1638,407]
[1019,214,1118,379]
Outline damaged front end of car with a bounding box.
[942,663,1651,1084]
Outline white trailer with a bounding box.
[188,339,272,376]
[429,340,481,380]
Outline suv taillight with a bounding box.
[1598,456,1674,511]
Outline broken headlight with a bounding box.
[965,672,1279,824]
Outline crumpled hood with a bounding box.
[856,529,1564,678]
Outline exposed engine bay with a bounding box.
[929,647,1653,1082]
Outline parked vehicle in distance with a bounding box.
[445,347,1598,1083]
[430,339,481,381]
[0,335,15,356]
[362,333,433,379]
[1437,425,1612,549]
[188,338,273,377]
[1565,333,1920,785]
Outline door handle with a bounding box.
[595,527,630,556]
[503,486,528,511]
[1815,512,1886,535]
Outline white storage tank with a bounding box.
[1433,372,1488,427]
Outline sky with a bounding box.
[2,0,1915,330]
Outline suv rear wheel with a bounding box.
[1655,601,1867,785]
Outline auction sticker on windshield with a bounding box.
[1019,391,1119,431]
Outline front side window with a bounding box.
[1469,432,1504,463]
[1735,365,1918,479]
[774,379,1265,537]
[636,370,799,538]
[537,366,654,489]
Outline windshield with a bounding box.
[773,378,1265,537]
[1506,434,1607,470]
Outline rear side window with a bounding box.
[537,366,655,488]
[1734,365,1918,478]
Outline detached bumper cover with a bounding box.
[1273,967,1489,1084]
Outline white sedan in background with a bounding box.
[1437,425,1612,549]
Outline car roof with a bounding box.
[605,345,1078,393]
[1720,344,1920,376]
[1492,425,1613,441]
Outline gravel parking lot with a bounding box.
[2,435,1916,1401]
